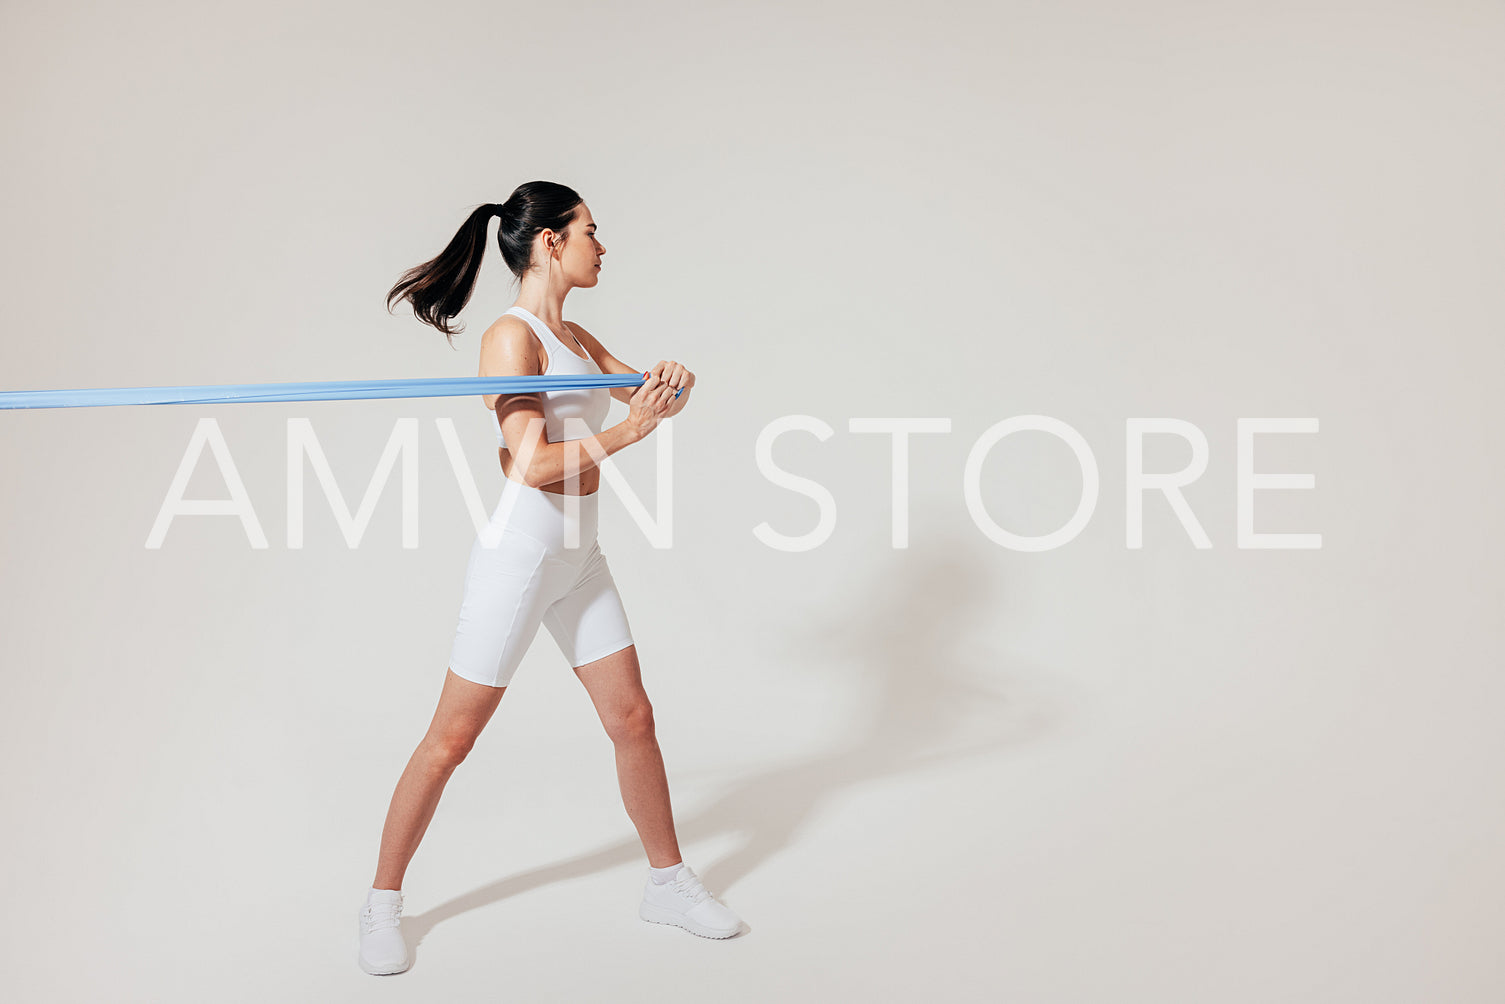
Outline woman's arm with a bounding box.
[567,320,695,416]
[483,320,647,487]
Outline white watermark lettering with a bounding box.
[287,417,419,549]
[145,417,268,549]
[1237,417,1321,549]
[147,413,1320,552]
[753,415,837,553]
[848,417,952,548]
[574,415,675,549]
[964,415,1100,552]
[1126,418,1212,549]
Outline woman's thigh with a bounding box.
[449,529,569,688]
[542,542,635,670]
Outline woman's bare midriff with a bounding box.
[498,447,603,495]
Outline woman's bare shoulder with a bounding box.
[478,315,545,408]
[482,312,536,346]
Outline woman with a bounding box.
[357,181,743,976]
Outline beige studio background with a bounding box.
[1,1,1501,1001]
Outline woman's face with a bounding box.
[544,204,605,287]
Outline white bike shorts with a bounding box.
[447,477,634,688]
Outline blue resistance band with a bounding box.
[0,374,681,410]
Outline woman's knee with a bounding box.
[605,701,656,744]
[421,732,478,768]
[426,669,505,765]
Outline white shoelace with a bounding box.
[362,901,402,933]
[668,870,712,905]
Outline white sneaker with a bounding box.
[357,888,410,975]
[638,865,744,938]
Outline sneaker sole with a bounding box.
[357,949,410,976]
[638,901,741,939]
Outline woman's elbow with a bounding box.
[518,462,547,489]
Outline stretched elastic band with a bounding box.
[0,374,682,410]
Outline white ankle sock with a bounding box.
[648,861,684,884]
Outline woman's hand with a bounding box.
[649,359,694,418]
[648,359,693,396]
[627,369,679,440]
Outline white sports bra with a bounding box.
[492,305,611,449]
